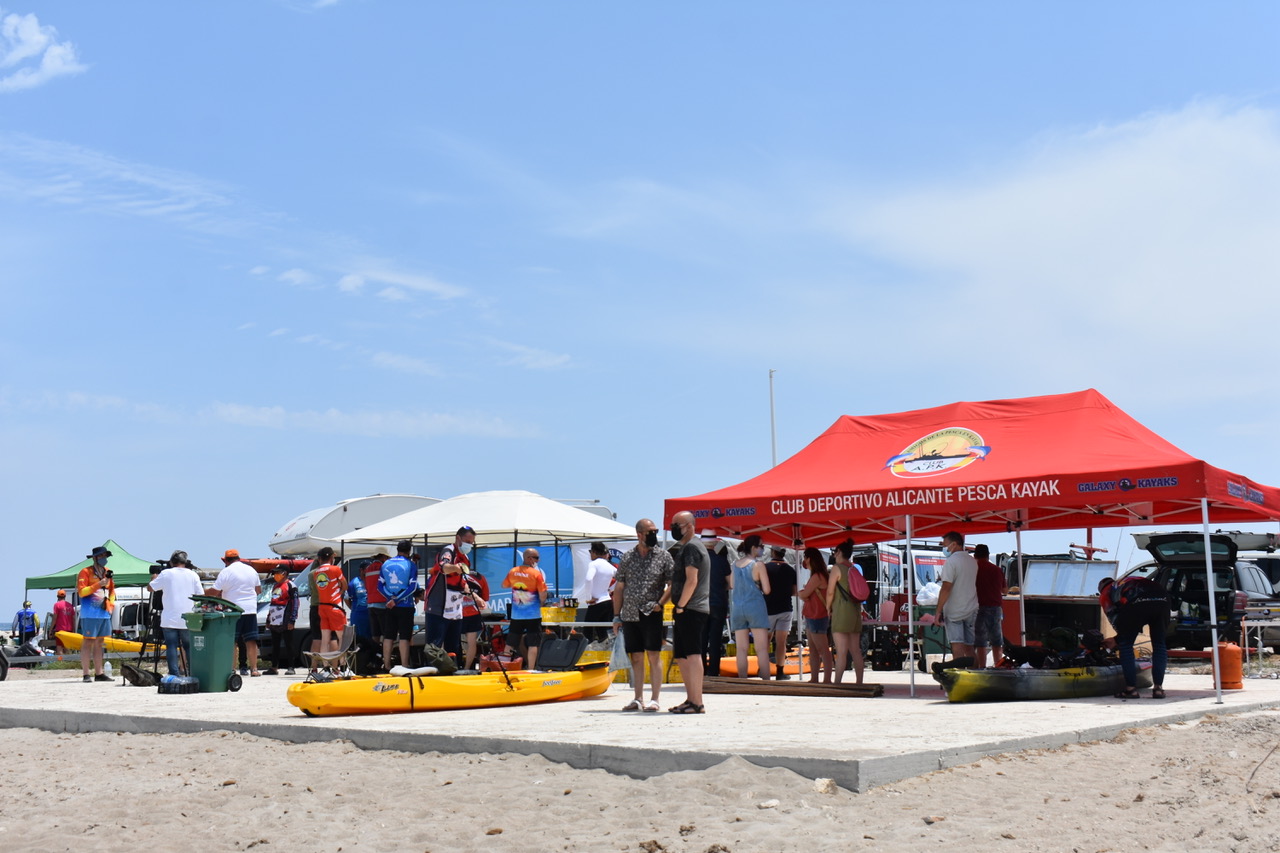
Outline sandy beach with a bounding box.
[4,666,1280,853]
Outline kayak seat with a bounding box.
[536,633,588,671]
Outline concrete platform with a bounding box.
[2,668,1278,792]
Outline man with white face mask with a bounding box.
[426,525,477,659]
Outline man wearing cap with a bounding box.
[77,545,116,682]
[147,551,204,676]
[379,540,418,671]
[11,600,39,645]
[264,568,300,675]
[52,589,75,654]
[209,548,263,676]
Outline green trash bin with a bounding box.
[183,595,245,693]
[912,604,949,670]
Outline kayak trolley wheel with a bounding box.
[227,672,243,692]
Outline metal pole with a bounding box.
[906,515,916,698]
[1203,499,1223,704]
[768,368,778,467]
[1016,529,1026,645]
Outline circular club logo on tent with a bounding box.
[884,428,990,479]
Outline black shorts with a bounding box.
[622,611,665,654]
[235,613,259,643]
[507,618,543,647]
[461,613,485,634]
[369,607,391,639]
[671,609,707,659]
[380,606,414,641]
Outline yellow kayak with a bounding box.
[286,662,612,717]
[56,631,163,653]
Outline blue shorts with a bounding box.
[944,613,977,646]
[729,597,769,632]
[80,616,111,638]
[235,613,259,642]
[805,617,831,635]
[974,606,1004,649]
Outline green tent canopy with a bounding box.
[25,539,157,592]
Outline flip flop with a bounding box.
[643,699,660,712]
[621,699,642,711]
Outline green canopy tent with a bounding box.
[25,540,157,594]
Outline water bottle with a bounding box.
[104,661,113,678]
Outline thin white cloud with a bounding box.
[210,402,527,439]
[488,339,571,371]
[249,265,270,275]
[0,132,245,232]
[370,351,437,376]
[820,100,1280,404]
[0,9,86,93]
[376,286,409,302]
[268,327,289,337]
[277,268,314,287]
[337,273,364,293]
[2,390,530,440]
[342,264,466,299]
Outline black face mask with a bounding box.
[671,522,685,540]
[644,531,659,548]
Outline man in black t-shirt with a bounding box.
[763,548,797,680]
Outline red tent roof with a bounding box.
[665,389,1280,547]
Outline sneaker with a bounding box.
[83,675,92,683]
[94,673,112,682]
[239,667,250,676]
[775,672,792,681]
[263,669,279,675]
[285,669,297,675]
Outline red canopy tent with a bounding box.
[666,389,1280,699]
[665,389,1280,546]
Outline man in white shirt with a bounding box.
[147,550,205,676]
[935,530,979,661]
[209,548,263,676]
[580,542,616,643]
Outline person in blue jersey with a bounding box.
[378,540,419,671]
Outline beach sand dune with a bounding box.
[4,710,1280,852]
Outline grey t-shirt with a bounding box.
[671,538,711,614]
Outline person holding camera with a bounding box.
[76,545,117,682]
[148,550,204,676]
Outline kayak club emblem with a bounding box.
[884,428,990,479]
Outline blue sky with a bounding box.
[5,3,1280,609]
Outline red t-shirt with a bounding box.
[364,559,387,606]
[975,559,1006,608]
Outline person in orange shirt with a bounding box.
[77,546,117,682]
[312,546,347,657]
[503,548,548,669]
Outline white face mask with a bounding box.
[459,542,473,556]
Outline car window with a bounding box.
[1237,563,1272,597]
[1149,537,1234,561]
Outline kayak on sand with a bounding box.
[55,631,163,653]
[286,661,612,716]
[932,661,1153,703]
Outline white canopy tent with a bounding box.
[335,490,636,546]
[269,494,441,559]
[336,490,638,594]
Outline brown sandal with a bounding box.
[1114,687,1140,699]
[1151,687,1166,699]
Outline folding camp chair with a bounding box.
[303,625,357,676]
